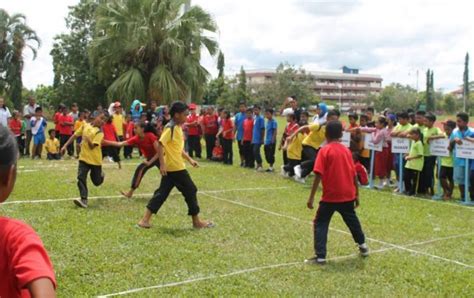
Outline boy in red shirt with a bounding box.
[242,108,254,168]
[217,110,234,165]
[353,153,369,186]
[0,126,57,297]
[59,106,74,157]
[9,111,24,156]
[306,120,368,265]
[202,107,218,160]
[102,114,122,169]
[186,104,202,159]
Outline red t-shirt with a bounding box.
[127,132,158,159]
[285,122,299,136]
[125,122,134,140]
[212,145,223,158]
[9,119,22,136]
[313,142,356,203]
[58,114,73,135]
[202,114,218,135]
[102,123,117,142]
[186,114,200,136]
[243,118,254,142]
[222,118,234,140]
[0,217,56,298]
[355,161,369,186]
[53,112,61,131]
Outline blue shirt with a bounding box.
[265,118,278,145]
[234,112,246,141]
[252,115,265,144]
[451,127,473,167]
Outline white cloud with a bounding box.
[3,0,474,92]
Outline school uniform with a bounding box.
[112,113,125,157]
[404,140,424,195]
[45,137,61,160]
[264,118,277,166]
[9,118,24,155]
[202,114,219,159]
[300,123,326,178]
[450,127,473,187]
[58,114,74,156]
[221,118,234,165]
[234,112,246,158]
[312,142,366,259]
[252,115,265,165]
[242,118,254,168]
[419,126,442,193]
[186,113,202,158]
[284,132,304,176]
[282,122,299,165]
[127,132,160,190]
[102,123,121,163]
[392,123,412,180]
[440,140,454,188]
[146,122,200,216]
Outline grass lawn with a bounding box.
[1,116,473,296]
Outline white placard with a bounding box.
[341,132,351,148]
[430,139,450,157]
[391,137,410,154]
[456,141,474,159]
[364,133,383,152]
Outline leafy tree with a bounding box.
[425,69,435,112]
[0,9,40,109]
[236,66,249,102]
[51,0,107,110]
[464,53,470,112]
[443,94,456,114]
[217,51,225,79]
[367,83,419,112]
[89,0,219,107]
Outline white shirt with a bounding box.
[23,104,39,130]
[0,106,11,127]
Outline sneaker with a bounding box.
[358,243,369,257]
[305,256,326,265]
[294,165,303,179]
[294,176,306,184]
[265,167,274,173]
[73,198,88,208]
[256,167,264,172]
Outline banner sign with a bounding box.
[456,141,474,159]
[341,132,351,148]
[391,137,410,154]
[430,139,450,157]
[364,134,383,152]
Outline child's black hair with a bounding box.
[327,110,340,119]
[0,126,18,169]
[137,120,158,135]
[445,120,456,130]
[265,108,274,114]
[325,120,343,140]
[425,112,436,123]
[253,105,261,110]
[456,112,469,123]
[48,129,55,136]
[287,113,296,120]
[348,112,359,121]
[410,127,424,145]
[397,111,409,119]
[246,108,253,113]
[367,107,375,113]
[35,106,42,113]
[300,110,309,117]
[169,101,188,117]
[416,110,426,116]
[360,114,369,121]
[378,116,388,127]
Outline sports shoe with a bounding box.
[305,256,326,265]
[294,165,303,179]
[294,176,306,184]
[256,166,264,172]
[265,167,274,173]
[74,198,88,208]
[358,243,369,257]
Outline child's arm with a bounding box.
[272,127,277,144]
[405,154,422,161]
[182,150,199,168]
[143,141,162,167]
[60,134,78,154]
[428,134,446,142]
[464,136,474,143]
[354,176,360,208]
[307,173,321,209]
[27,277,56,298]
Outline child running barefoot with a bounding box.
[61,112,120,208]
[137,101,213,229]
[305,120,368,265]
[116,121,161,198]
[0,126,57,297]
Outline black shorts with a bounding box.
[440,166,453,180]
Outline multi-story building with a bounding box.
[245,68,383,108]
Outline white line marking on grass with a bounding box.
[97,233,473,297]
[202,193,474,269]
[1,187,288,205]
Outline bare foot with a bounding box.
[120,190,133,199]
[136,221,152,229]
[193,220,215,229]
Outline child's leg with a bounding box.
[469,170,474,200]
[90,165,105,187]
[140,175,175,226]
[253,144,262,167]
[77,161,91,200]
[37,143,43,158]
[313,202,336,259]
[300,146,317,178]
[228,139,233,165]
[404,168,412,194]
[123,161,155,197]
[447,168,454,196]
[337,201,366,245]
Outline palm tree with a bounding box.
[0,9,40,108]
[90,0,219,106]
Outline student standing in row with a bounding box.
[234,102,247,167]
[279,112,299,166]
[59,107,74,157]
[404,128,424,196]
[252,105,265,172]
[218,110,234,165]
[390,112,412,190]
[102,114,122,169]
[420,113,442,195]
[430,120,455,200]
[450,112,472,201]
[202,107,218,160]
[31,107,47,159]
[242,109,254,168]
[137,101,213,229]
[186,104,202,159]
[264,108,277,172]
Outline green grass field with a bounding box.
[1,116,473,296]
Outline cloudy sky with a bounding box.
[3,0,474,92]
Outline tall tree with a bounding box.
[217,51,225,78]
[463,52,470,112]
[0,9,40,108]
[425,69,435,112]
[236,66,248,102]
[51,0,107,110]
[89,0,219,106]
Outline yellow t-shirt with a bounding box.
[406,140,424,171]
[423,126,442,156]
[74,119,84,132]
[302,124,326,149]
[287,133,305,160]
[45,138,60,154]
[75,123,104,166]
[112,114,124,137]
[160,124,185,172]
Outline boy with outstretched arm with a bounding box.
[305,120,368,265]
[0,126,57,297]
[137,101,213,229]
[61,112,120,208]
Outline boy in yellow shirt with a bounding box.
[45,129,61,160]
[137,101,213,229]
[281,130,306,178]
[61,112,120,208]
